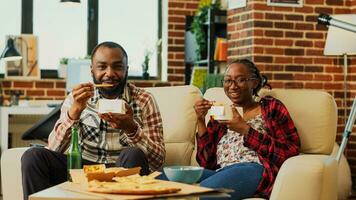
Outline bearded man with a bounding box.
[21,41,165,200]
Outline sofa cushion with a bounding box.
[145,86,202,166]
[165,143,195,166]
[204,88,337,155]
[259,89,337,155]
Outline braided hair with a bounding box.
[228,59,272,96]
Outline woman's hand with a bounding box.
[194,98,213,122]
[218,106,250,135]
[194,98,213,137]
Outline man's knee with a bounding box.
[21,147,46,170]
[116,147,149,175]
[120,147,146,160]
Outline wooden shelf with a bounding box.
[184,9,227,83]
[194,59,209,65]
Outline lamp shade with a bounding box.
[0,38,22,61]
[60,0,80,3]
[324,14,356,56]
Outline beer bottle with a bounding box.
[67,126,82,181]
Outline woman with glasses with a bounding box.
[193,59,300,199]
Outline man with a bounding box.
[21,41,165,200]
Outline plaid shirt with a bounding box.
[48,83,165,172]
[196,96,300,198]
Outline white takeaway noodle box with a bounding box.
[97,99,126,114]
[209,104,243,121]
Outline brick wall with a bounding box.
[167,0,199,84]
[0,79,179,103]
[0,79,66,102]
[228,0,356,183]
[228,6,254,60]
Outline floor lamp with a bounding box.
[323,14,356,162]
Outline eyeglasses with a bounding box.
[222,77,257,86]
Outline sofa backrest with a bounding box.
[203,88,337,155]
[145,86,202,166]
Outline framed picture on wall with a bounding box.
[267,0,303,7]
[4,34,40,79]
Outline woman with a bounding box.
[194,59,300,199]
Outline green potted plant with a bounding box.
[191,0,220,61]
[59,57,68,65]
[142,50,152,80]
[58,57,69,78]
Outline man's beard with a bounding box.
[92,76,127,98]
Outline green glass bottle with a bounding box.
[67,126,82,181]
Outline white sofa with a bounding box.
[1,86,352,200]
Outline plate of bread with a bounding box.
[71,164,181,195]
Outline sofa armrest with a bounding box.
[1,147,29,200]
[332,143,352,199]
[270,154,337,200]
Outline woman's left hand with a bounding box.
[98,103,138,134]
[218,106,250,135]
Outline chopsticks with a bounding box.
[94,84,113,88]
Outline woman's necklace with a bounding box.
[243,102,260,120]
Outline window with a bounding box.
[98,0,159,77]
[33,0,88,69]
[0,0,21,74]
[1,0,162,79]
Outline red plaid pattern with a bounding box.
[48,83,165,171]
[196,96,300,198]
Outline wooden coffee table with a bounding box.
[29,181,229,200]
[29,182,101,200]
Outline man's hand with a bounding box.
[68,83,94,120]
[99,103,138,134]
[194,98,213,122]
[218,106,250,135]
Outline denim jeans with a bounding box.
[21,147,149,200]
[159,162,264,200]
[199,162,264,199]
